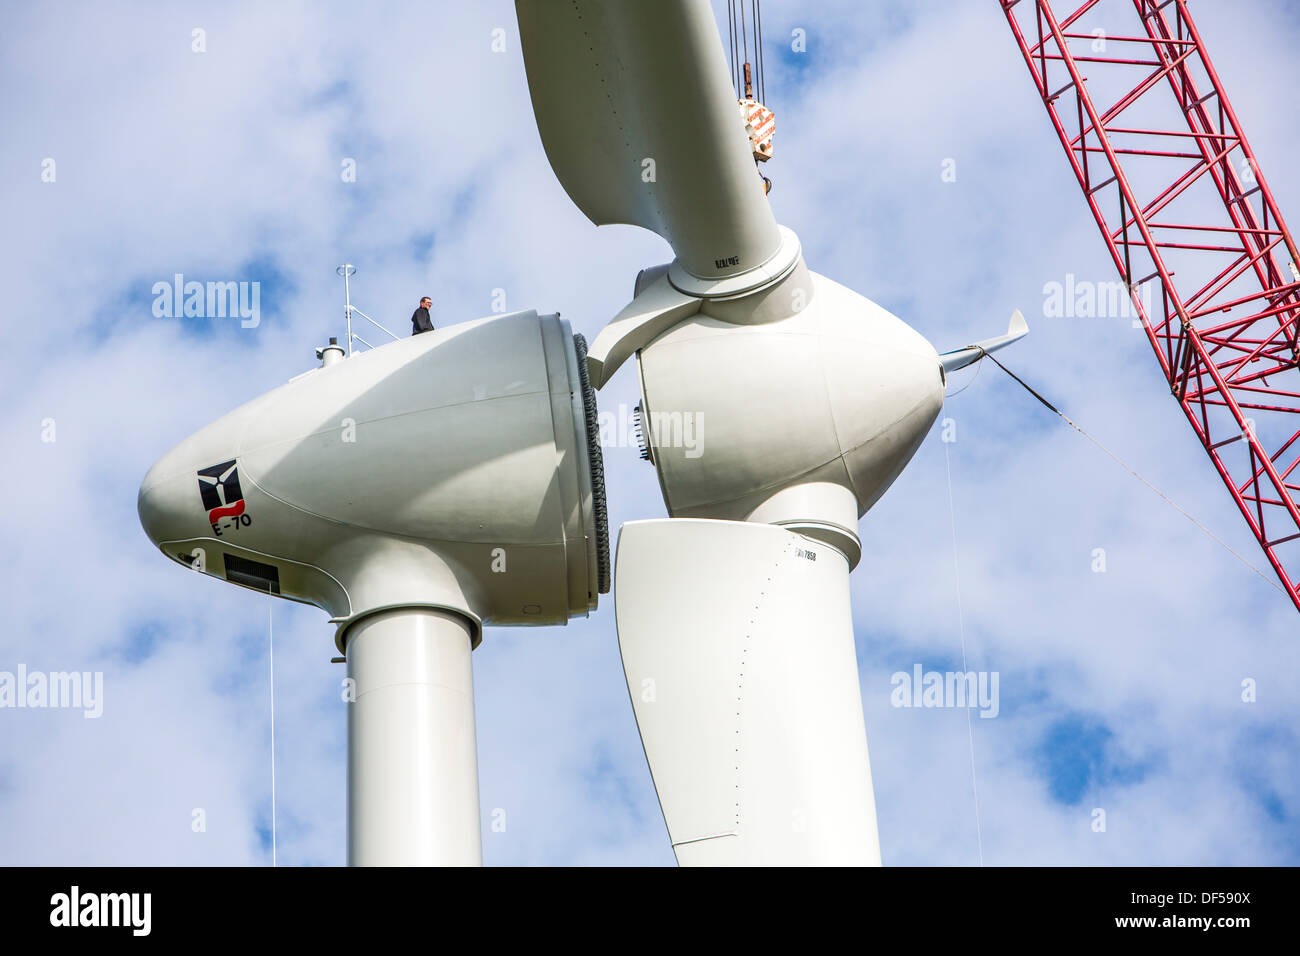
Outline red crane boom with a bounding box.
[1000,0,1300,613]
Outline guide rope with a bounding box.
[267,588,278,867]
[956,352,1286,596]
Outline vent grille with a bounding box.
[223,553,281,595]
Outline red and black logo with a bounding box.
[197,459,245,524]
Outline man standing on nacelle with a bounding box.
[410,296,434,335]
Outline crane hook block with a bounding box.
[739,97,775,162]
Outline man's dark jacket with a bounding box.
[411,306,434,335]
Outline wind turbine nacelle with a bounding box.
[635,271,943,568]
[137,311,609,647]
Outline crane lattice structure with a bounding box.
[1001,0,1300,613]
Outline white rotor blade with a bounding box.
[939,308,1028,373]
[515,0,782,283]
[614,518,881,866]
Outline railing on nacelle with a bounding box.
[337,263,401,354]
[346,306,400,353]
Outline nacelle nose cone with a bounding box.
[138,407,254,551]
[137,459,188,548]
[137,462,166,544]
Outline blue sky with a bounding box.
[1,0,1297,866]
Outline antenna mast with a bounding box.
[337,264,357,356]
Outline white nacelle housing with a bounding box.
[137,311,609,647]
